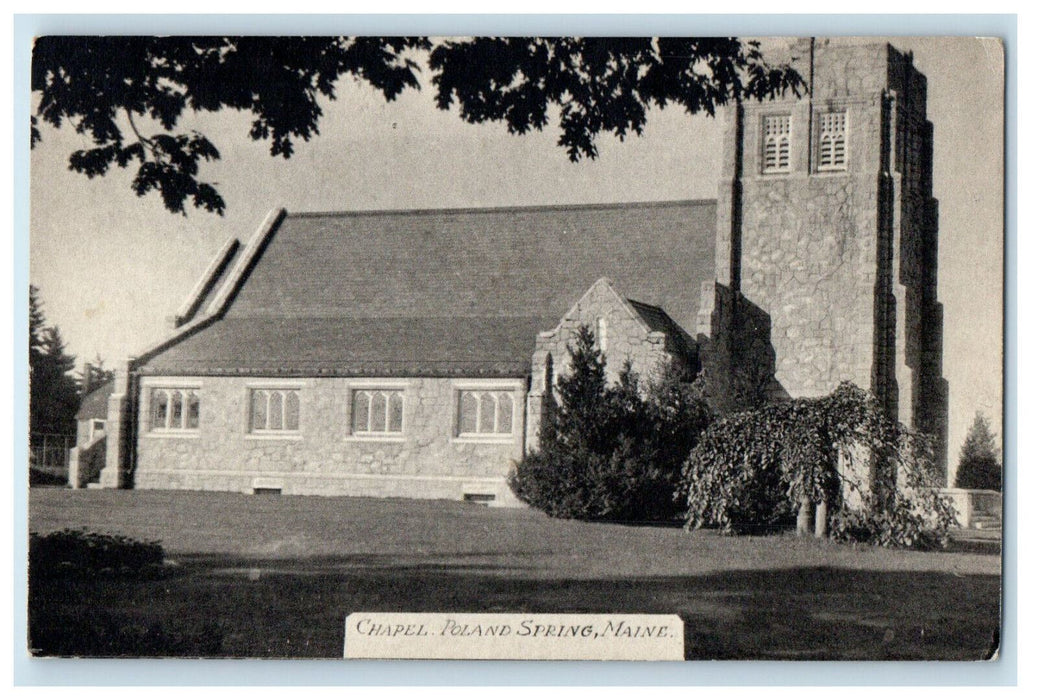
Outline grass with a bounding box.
[27,489,1002,660]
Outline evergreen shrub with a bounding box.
[509,326,712,522]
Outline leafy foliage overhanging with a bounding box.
[683,382,957,549]
[32,36,803,215]
[509,325,712,522]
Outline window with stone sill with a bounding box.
[250,388,300,433]
[149,388,200,432]
[762,114,792,174]
[457,390,514,437]
[351,389,404,435]
[816,111,848,171]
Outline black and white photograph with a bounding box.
[24,29,1006,665]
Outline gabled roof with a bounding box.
[76,380,114,420]
[173,236,241,327]
[627,298,697,358]
[139,200,717,377]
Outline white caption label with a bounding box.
[344,612,684,660]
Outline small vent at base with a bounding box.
[253,487,282,495]
[463,493,495,505]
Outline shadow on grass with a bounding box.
[30,551,1002,661]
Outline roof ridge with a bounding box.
[283,199,716,219]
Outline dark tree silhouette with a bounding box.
[29,284,46,361]
[29,289,80,436]
[430,37,802,161]
[32,36,802,216]
[954,412,1002,491]
[78,354,116,396]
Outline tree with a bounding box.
[29,287,80,436]
[954,412,1001,491]
[32,36,802,215]
[509,325,712,521]
[29,284,45,357]
[78,355,116,396]
[683,383,958,549]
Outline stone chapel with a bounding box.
[75,38,947,504]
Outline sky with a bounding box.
[27,36,1004,468]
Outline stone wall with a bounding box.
[696,281,784,414]
[531,278,682,387]
[719,41,888,400]
[133,375,527,505]
[68,435,106,489]
[526,278,689,448]
[886,46,949,474]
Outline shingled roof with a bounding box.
[76,380,114,420]
[139,200,717,377]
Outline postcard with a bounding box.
[27,34,1004,663]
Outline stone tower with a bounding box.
[702,38,949,474]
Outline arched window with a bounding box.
[149,387,201,432]
[249,388,302,433]
[351,388,405,435]
[817,111,848,171]
[185,390,200,429]
[283,391,299,431]
[762,114,792,173]
[150,390,169,429]
[268,391,284,430]
[352,390,370,431]
[370,392,388,432]
[459,391,479,434]
[457,390,514,436]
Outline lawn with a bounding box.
[27,489,1002,660]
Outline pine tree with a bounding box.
[29,285,45,356]
[954,412,1002,491]
[29,288,80,436]
[551,326,609,453]
[510,324,712,521]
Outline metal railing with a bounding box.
[29,433,73,471]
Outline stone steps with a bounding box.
[971,515,1001,531]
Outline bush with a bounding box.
[509,325,712,522]
[29,608,223,657]
[27,530,218,656]
[29,528,165,580]
[29,467,68,487]
[683,383,957,548]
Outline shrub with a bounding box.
[683,383,957,548]
[27,530,218,656]
[29,608,224,657]
[509,325,712,522]
[29,528,165,580]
